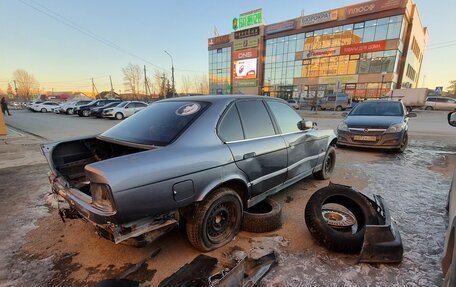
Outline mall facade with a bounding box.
[208,0,428,100]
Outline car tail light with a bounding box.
[91,183,115,212]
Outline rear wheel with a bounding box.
[67,108,73,115]
[186,187,242,252]
[82,110,90,117]
[425,106,434,111]
[335,105,343,111]
[406,106,412,113]
[115,112,124,120]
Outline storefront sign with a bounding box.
[233,37,259,51]
[233,9,263,31]
[340,40,387,55]
[234,27,260,39]
[236,79,258,87]
[208,35,230,46]
[346,0,404,18]
[234,58,257,79]
[233,49,258,60]
[303,47,340,59]
[300,10,338,27]
[319,75,359,85]
[265,20,296,34]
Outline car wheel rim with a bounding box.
[322,209,356,229]
[206,203,234,242]
[324,153,333,174]
[83,111,89,116]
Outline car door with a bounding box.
[265,100,327,181]
[124,102,136,116]
[135,102,147,113]
[221,100,288,197]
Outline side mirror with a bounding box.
[406,113,417,118]
[297,120,316,130]
[342,112,348,118]
[449,112,456,127]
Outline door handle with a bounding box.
[243,152,256,159]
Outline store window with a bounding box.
[208,47,231,95]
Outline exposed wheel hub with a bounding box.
[207,204,230,238]
[322,209,356,229]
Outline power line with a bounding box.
[426,39,456,47]
[19,0,169,72]
[425,43,456,51]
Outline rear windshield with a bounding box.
[350,101,404,116]
[100,101,209,146]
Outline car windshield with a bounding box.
[100,101,209,146]
[349,101,404,116]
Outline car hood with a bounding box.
[344,116,403,129]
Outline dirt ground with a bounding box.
[0,130,454,287]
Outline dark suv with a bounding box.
[77,99,121,117]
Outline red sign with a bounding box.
[340,40,387,55]
[346,0,404,18]
[233,49,258,60]
[208,35,230,46]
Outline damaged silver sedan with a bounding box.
[42,95,337,251]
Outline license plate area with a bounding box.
[353,135,377,142]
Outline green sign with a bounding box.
[233,37,259,51]
[233,9,263,31]
[236,80,257,88]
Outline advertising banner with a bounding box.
[234,58,257,79]
[303,47,340,59]
[300,10,338,27]
[234,27,260,39]
[340,40,387,55]
[233,9,263,31]
[265,20,296,34]
[319,75,359,85]
[233,37,259,51]
[234,49,258,60]
[346,0,404,18]
[208,35,230,47]
[236,79,258,87]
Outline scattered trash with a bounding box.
[249,236,288,260]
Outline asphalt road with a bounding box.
[5,108,455,142]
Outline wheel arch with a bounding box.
[195,176,250,208]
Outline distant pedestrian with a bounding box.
[1,97,11,116]
[310,97,317,111]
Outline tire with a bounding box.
[41,108,47,113]
[406,106,412,113]
[314,146,336,180]
[393,132,408,153]
[304,185,378,253]
[67,108,73,115]
[115,112,124,120]
[425,106,434,111]
[186,187,242,252]
[335,105,343,111]
[82,110,90,117]
[241,198,282,233]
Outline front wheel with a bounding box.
[335,105,343,111]
[115,112,124,120]
[67,108,74,115]
[186,187,242,252]
[82,110,90,117]
[314,146,336,180]
[425,106,433,111]
[41,108,47,113]
[393,132,408,153]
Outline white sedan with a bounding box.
[102,101,148,120]
[33,101,60,112]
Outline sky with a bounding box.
[0,0,455,94]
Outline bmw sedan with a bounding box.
[337,100,416,153]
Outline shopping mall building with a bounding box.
[208,0,428,100]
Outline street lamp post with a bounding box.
[164,50,175,98]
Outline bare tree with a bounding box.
[192,74,209,95]
[122,63,143,98]
[153,70,168,98]
[13,69,39,101]
[446,80,456,95]
[6,83,14,96]
[180,75,192,95]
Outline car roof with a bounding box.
[159,95,284,105]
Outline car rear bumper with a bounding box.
[337,130,404,149]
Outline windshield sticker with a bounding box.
[176,103,201,116]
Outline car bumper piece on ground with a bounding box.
[359,194,403,263]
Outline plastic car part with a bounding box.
[241,198,282,233]
[305,184,379,253]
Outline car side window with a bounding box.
[267,101,302,134]
[218,104,244,142]
[136,103,147,107]
[126,103,135,108]
[236,100,275,139]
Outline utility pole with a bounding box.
[109,75,114,98]
[13,80,18,99]
[161,73,166,99]
[91,78,98,98]
[164,50,175,97]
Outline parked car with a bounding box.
[318,93,352,111]
[61,100,92,115]
[77,99,121,117]
[443,111,456,287]
[287,99,299,110]
[41,95,337,251]
[384,88,428,112]
[28,101,43,111]
[90,101,123,118]
[102,101,148,120]
[425,96,456,111]
[33,101,60,113]
[337,100,416,153]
